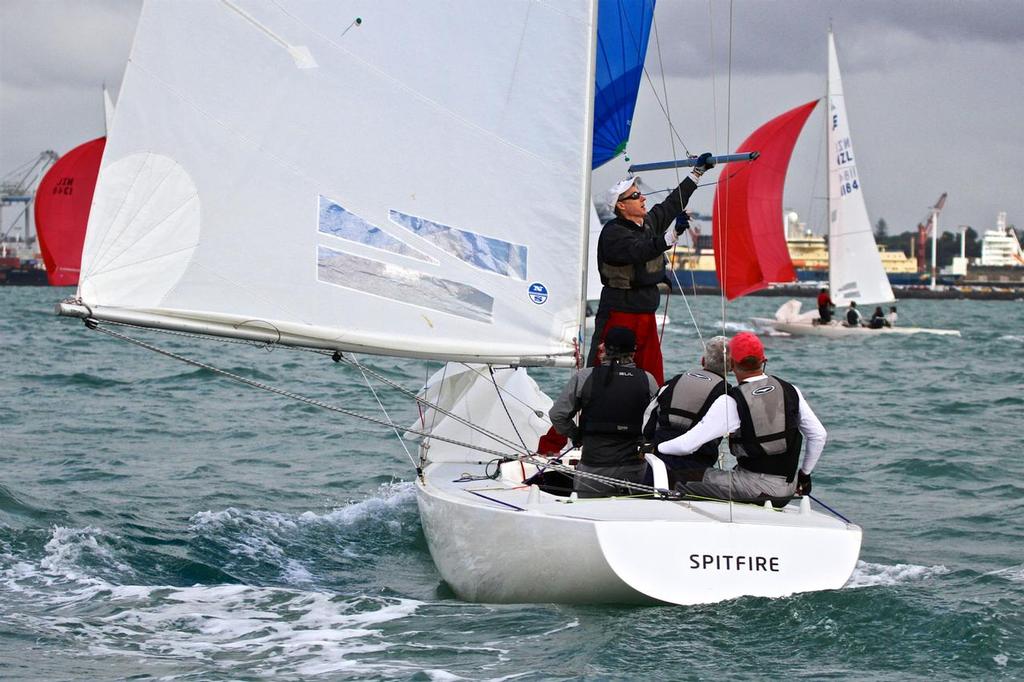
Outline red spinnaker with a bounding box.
[34,137,106,286]
[712,100,818,299]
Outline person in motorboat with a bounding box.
[537,153,714,456]
[641,335,730,485]
[844,301,863,327]
[886,306,898,327]
[653,332,825,502]
[816,287,835,324]
[548,326,659,498]
[869,306,888,329]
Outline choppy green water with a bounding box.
[1,286,1022,680]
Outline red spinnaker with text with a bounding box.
[34,137,106,286]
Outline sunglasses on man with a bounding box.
[618,191,643,202]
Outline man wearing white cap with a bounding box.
[588,153,715,385]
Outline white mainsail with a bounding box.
[826,30,894,306]
[76,1,597,366]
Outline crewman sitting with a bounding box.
[655,332,825,503]
[642,335,730,486]
[548,327,659,498]
[844,301,862,327]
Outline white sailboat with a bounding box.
[58,1,860,605]
[753,31,959,338]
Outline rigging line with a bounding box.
[335,356,532,456]
[649,12,688,345]
[349,353,417,468]
[639,68,690,155]
[487,366,530,454]
[669,261,707,349]
[81,324,669,495]
[456,363,549,422]
[337,357,530,456]
[91,316,532,457]
[488,366,529,481]
[724,0,735,521]
[86,320,530,462]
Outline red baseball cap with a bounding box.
[730,332,765,363]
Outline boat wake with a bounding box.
[0,484,456,678]
[720,321,759,334]
[844,560,949,588]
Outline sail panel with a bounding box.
[79,1,598,363]
[827,32,895,306]
[34,137,105,286]
[712,101,817,300]
[592,0,655,169]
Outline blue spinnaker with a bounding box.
[593,0,655,169]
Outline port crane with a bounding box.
[1,150,59,246]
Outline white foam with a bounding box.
[844,560,949,588]
[984,564,1024,582]
[994,654,1008,667]
[187,482,417,583]
[3,534,429,678]
[720,321,757,333]
[301,481,417,526]
[0,489,448,677]
[998,335,1024,343]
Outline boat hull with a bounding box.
[416,461,862,606]
[752,318,961,338]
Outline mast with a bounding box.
[826,27,834,297]
[576,0,599,358]
[930,207,938,289]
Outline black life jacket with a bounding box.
[597,218,667,290]
[728,376,802,481]
[650,370,727,440]
[580,364,651,437]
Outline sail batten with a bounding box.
[77,2,598,363]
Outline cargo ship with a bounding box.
[0,240,47,286]
[669,209,923,289]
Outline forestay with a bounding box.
[827,31,894,306]
[76,1,598,366]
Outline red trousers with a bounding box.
[589,310,665,384]
[536,310,664,454]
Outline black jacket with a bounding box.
[596,177,697,314]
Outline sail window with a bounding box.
[317,246,493,323]
[389,209,527,280]
[318,195,435,264]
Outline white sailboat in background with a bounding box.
[59,1,860,605]
[753,31,959,338]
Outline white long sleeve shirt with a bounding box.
[656,374,827,474]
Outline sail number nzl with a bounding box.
[690,554,780,572]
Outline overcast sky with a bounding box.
[2,0,1021,238]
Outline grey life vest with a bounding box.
[597,218,667,290]
[728,376,802,481]
[652,370,727,435]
